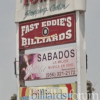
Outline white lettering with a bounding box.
[57,19,60,26]
[28,38,30,45]
[30,24,34,31]
[25,25,30,34]
[46,38,52,42]
[21,26,25,36]
[67,17,72,27]
[34,23,39,29]
[66,29,72,39]
[47,21,51,26]
[31,39,36,44]
[42,22,46,27]
[60,18,65,26]
[37,39,43,44]
[22,37,27,46]
[52,35,58,41]
[59,33,65,40]
[52,20,56,26]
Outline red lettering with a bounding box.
[30,0,38,4]
[24,0,28,5]
[24,0,46,5]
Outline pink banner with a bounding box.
[19,47,77,81]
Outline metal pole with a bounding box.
[16,23,20,100]
[76,11,87,100]
[16,23,25,100]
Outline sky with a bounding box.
[0,0,100,100]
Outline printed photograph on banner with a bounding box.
[19,13,76,50]
[19,47,77,81]
[19,83,77,100]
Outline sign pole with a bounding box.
[16,23,20,100]
[16,23,25,100]
[76,11,87,100]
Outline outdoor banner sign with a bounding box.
[19,47,77,81]
[15,0,86,22]
[19,13,76,50]
[19,83,77,100]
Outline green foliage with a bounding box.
[87,80,92,93]
[87,80,95,99]
[10,94,17,100]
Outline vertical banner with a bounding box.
[19,83,77,100]
[19,13,76,50]
[19,47,77,81]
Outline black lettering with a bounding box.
[53,52,58,60]
[70,49,75,57]
[38,54,41,62]
[42,54,47,61]
[48,53,52,60]
[59,51,63,59]
[64,50,69,58]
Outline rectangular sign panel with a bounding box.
[19,47,77,81]
[15,0,86,22]
[19,13,76,50]
[19,83,77,100]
